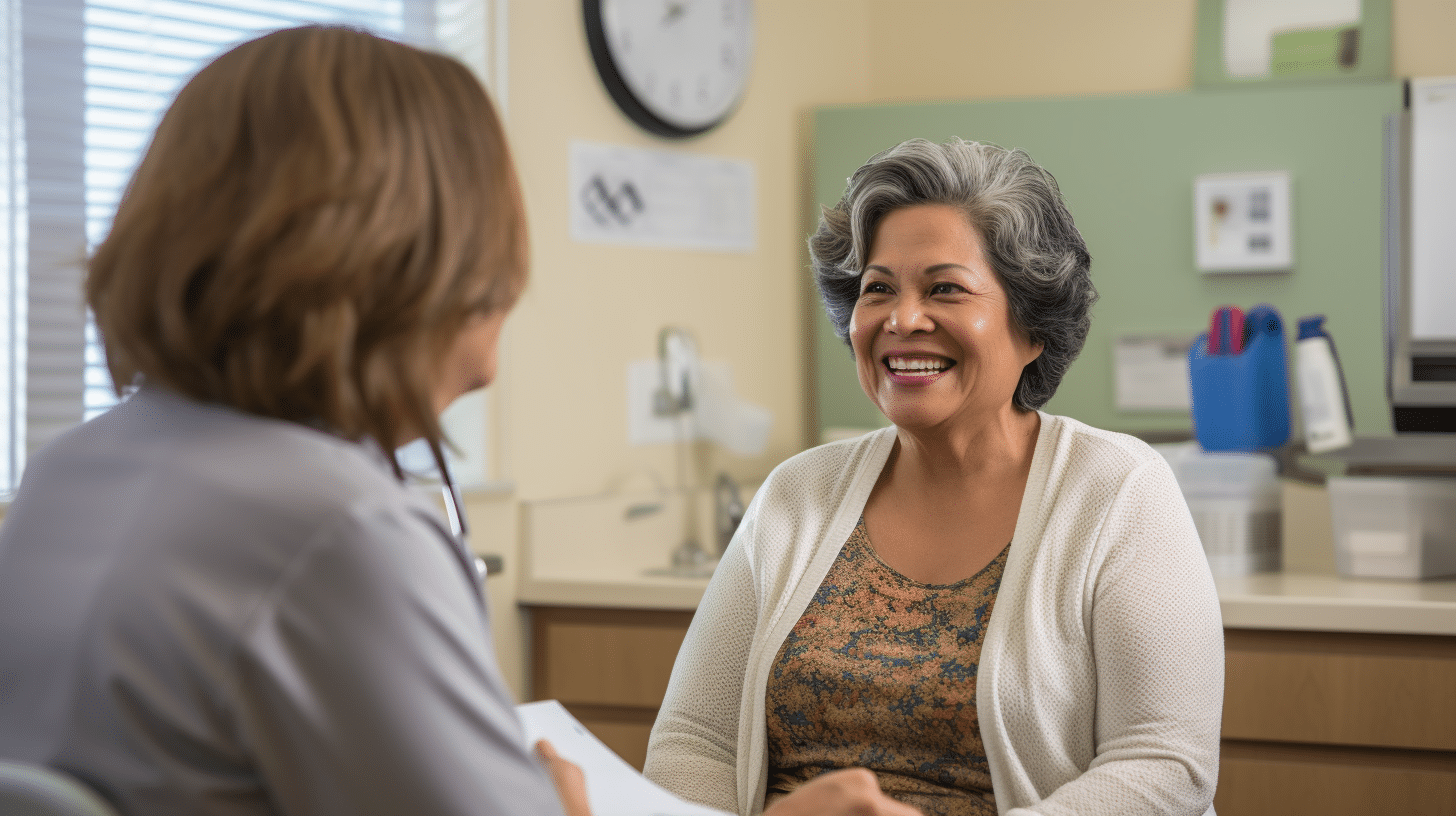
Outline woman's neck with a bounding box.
[890,405,1041,485]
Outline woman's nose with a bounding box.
[887,297,932,334]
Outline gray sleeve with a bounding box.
[232,499,565,816]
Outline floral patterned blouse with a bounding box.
[763,516,1007,816]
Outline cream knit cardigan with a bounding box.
[644,414,1223,816]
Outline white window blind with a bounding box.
[2,0,500,495]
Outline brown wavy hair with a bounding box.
[87,26,526,472]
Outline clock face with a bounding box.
[585,0,755,138]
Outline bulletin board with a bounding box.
[811,81,1404,438]
[1192,0,1392,88]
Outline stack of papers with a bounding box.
[516,700,733,816]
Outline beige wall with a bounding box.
[1393,0,1456,77]
[499,1,873,505]
[864,1,1198,101]
[480,0,1456,700]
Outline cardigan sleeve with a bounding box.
[1010,457,1223,816]
[643,503,762,815]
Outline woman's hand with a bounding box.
[535,739,592,816]
[764,769,923,816]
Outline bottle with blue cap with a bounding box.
[1294,315,1354,453]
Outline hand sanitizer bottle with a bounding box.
[1295,315,1354,453]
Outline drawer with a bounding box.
[1216,740,1456,816]
[1223,629,1456,752]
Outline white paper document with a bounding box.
[569,141,756,252]
[516,700,733,816]
[1114,335,1194,411]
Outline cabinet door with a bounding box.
[528,606,694,771]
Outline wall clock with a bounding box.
[583,0,755,138]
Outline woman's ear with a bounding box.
[1022,339,1045,367]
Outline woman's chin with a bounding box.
[878,406,957,434]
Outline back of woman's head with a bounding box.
[87,25,525,461]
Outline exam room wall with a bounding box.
[500,1,868,504]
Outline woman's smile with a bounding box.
[883,354,956,383]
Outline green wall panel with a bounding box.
[812,82,1403,438]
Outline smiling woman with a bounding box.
[645,139,1225,816]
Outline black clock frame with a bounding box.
[582,0,727,139]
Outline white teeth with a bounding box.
[887,357,948,373]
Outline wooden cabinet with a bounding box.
[526,609,1456,811]
[1216,628,1456,815]
[526,606,693,771]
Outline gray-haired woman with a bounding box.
[645,138,1223,816]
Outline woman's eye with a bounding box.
[860,281,890,296]
[930,282,964,295]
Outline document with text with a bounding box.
[516,700,733,816]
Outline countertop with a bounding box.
[517,488,729,612]
[1215,572,1456,636]
[518,488,1456,635]
[520,567,1456,636]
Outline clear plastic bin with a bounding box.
[1154,443,1281,576]
[1329,476,1456,580]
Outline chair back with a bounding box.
[0,760,119,816]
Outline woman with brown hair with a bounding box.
[0,26,915,816]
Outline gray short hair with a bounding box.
[809,138,1096,411]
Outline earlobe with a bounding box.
[1024,341,1045,367]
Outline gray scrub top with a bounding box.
[0,386,565,816]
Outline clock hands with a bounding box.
[587,0,751,137]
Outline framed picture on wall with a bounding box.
[1193,0,1392,88]
[1193,171,1294,273]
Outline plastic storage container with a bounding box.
[1329,476,1456,579]
[1155,442,1281,576]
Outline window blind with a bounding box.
[1,0,26,489]
[19,0,86,471]
[81,0,418,421]
[4,0,497,495]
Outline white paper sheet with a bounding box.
[626,358,771,454]
[1114,335,1194,411]
[516,700,732,816]
[1222,0,1360,78]
[569,141,756,252]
